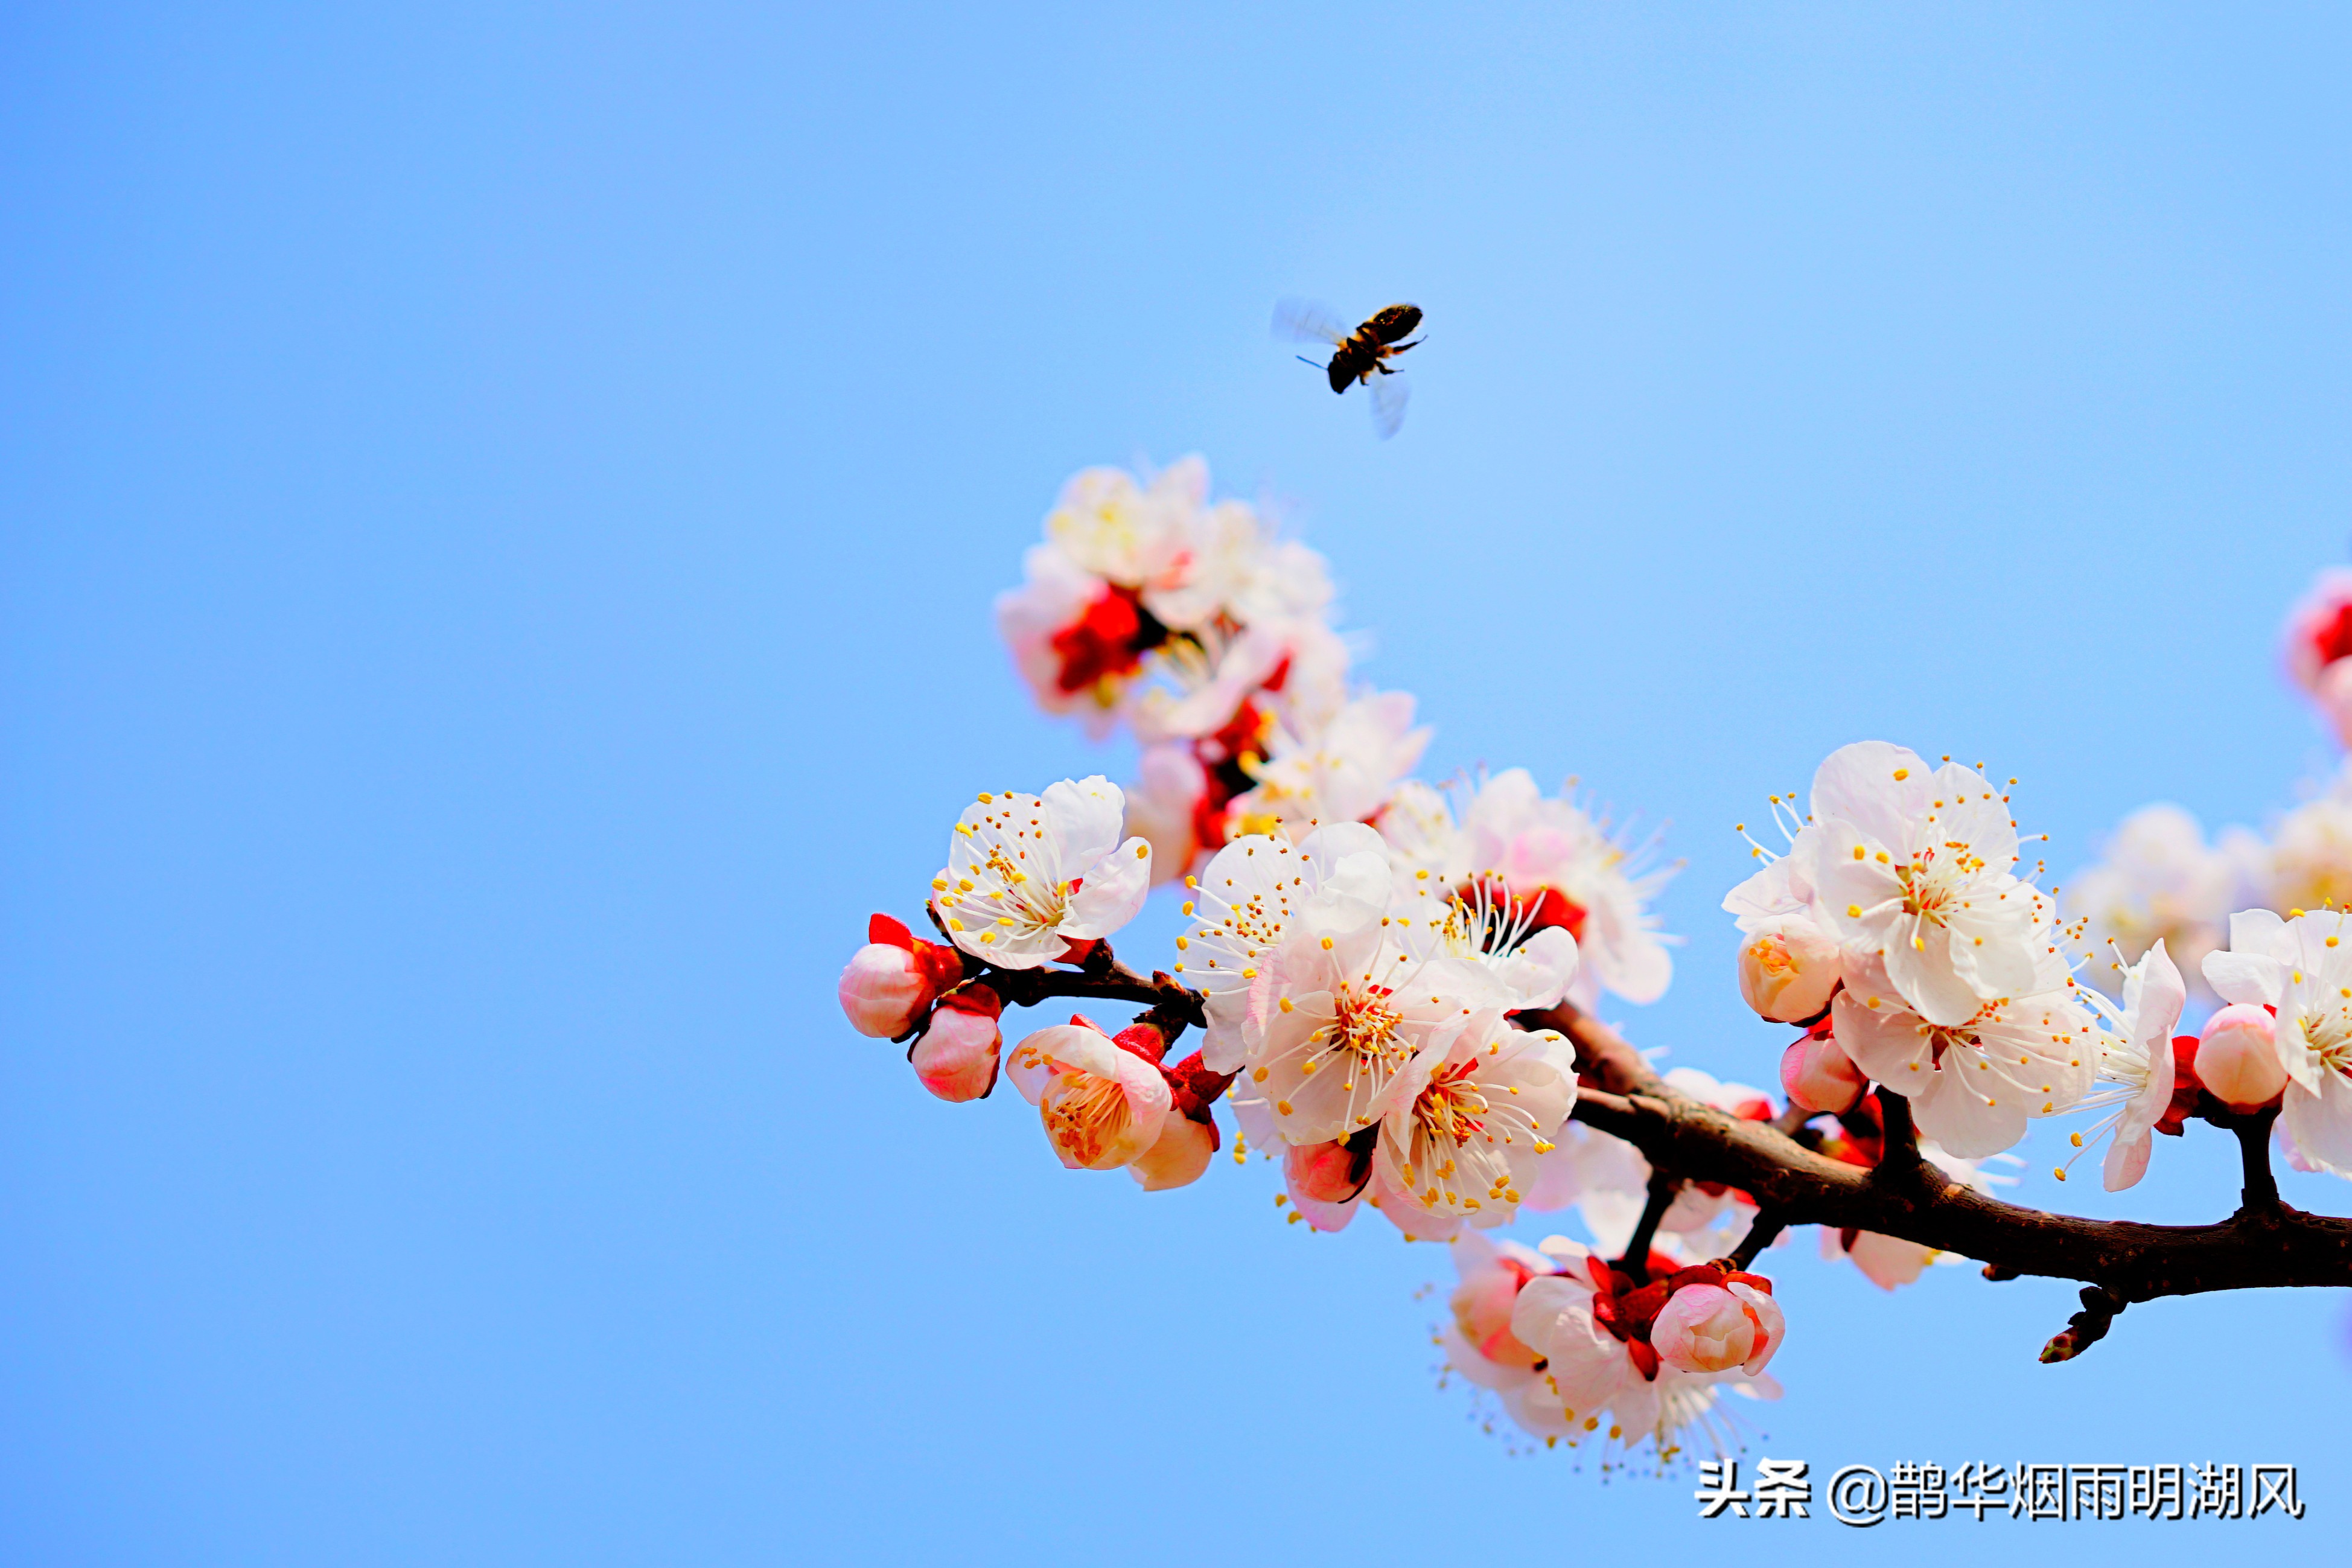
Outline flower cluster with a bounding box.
[1726,741,2101,1158]
[838,457,2352,1475]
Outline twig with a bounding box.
[2229,1104,2282,1211]
[1616,1170,1681,1283]
[2039,1286,2123,1363]
[1728,1208,1786,1270]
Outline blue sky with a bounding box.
[5,4,2350,1563]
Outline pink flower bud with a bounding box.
[1738,916,1843,1023]
[1780,1028,1867,1114]
[1650,1280,1783,1376]
[1129,1114,1216,1190]
[838,913,962,1037]
[2197,1004,2287,1112]
[908,986,1002,1102]
[839,943,928,1037]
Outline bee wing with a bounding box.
[1272,298,1350,346]
[1368,371,1409,439]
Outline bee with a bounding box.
[1274,299,1424,438]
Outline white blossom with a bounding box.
[930,779,1151,969]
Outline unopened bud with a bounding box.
[2197,1004,2287,1112]
[1649,1280,1783,1376]
[908,986,1002,1102]
[1738,915,1843,1024]
[1780,1028,1867,1114]
[839,943,929,1036]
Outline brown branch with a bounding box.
[1616,1171,1681,1283]
[958,942,1207,1028]
[1522,1002,2352,1307]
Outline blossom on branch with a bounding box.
[2060,940,2188,1190]
[1383,769,1676,1007]
[837,913,964,1038]
[2203,908,2352,1173]
[1176,822,1392,1074]
[1811,742,2055,1029]
[1006,1018,1173,1173]
[930,778,1152,968]
[1507,1241,1784,1458]
[1369,1012,1575,1237]
[1832,947,2097,1158]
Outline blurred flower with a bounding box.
[1227,689,1429,841]
[2282,566,2352,745]
[2064,804,2247,998]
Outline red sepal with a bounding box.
[1057,937,1101,965]
[2155,1035,2204,1138]
[868,913,914,949]
[1725,1270,1773,1295]
[932,982,1001,1020]
[1626,1339,1661,1382]
[1113,1019,1170,1065]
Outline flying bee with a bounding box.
[1274,299,1424,439]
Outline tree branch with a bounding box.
[955,942,1207,1027]
[1524,1002,2352,1307]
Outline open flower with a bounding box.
[1370,1014,1575,1235]
[1811,742,2054,1028]
[930,778,1151,969]
[1229,895,1491,1147]
[1832,948,2098,1158]
[1006,1018,1172,1171]
[1176,822,1392,1072]
[2059,940,2188,1190]
[1382,769,1675,1007]
[2202,908,2352,1176]
[1386,873,1582,1014]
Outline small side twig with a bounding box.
[2230,1104,2283,1212]
[2040,1285,2124,1363]
[1727,1207,1786,1270]
[1874,1085,1919,1173]
[1616,1169,1681,1283]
